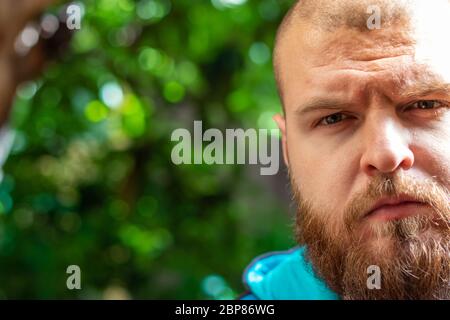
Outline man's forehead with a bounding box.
[280,4,450,67]
[278,11,450,113]
[309,55,448,92]
[299,26,413,66]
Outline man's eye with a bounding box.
[408,100,444,110]
[318,113,348,126]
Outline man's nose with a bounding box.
[360,115,414,176]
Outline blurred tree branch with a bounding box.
[0,0,56,125]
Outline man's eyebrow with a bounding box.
[296,84,450,116]
[295,98,353,116]
[402,83,450,99]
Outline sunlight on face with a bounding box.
[412,0,450,83]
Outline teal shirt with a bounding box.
[241,246,339,300]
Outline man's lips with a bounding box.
[365,196,428,221]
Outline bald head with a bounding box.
[273,0,450,110]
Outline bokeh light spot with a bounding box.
[163,81,185,103]
[100,82,124,109]
[249,42,270,65]
[85,100,109,122]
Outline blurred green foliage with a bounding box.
[0,0,295,299]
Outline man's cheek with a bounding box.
[414,130,450,188]
[289,152,325,199]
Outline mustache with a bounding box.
[344,173,450,229]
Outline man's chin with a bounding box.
[343,216,450,299]
[303,217,450,299]
[340,234,450,299]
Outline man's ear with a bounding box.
[273,113,289,168]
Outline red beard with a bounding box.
[292,173,450,299]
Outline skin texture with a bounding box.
[272,0,450,298]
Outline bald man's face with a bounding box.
[274,9,450,298]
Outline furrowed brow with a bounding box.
[295,98,353,117]
[401,83,450,99]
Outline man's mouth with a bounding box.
[365,196,429,222]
